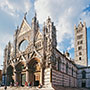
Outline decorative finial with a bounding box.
[24,12,27,19]
[48,16,50,20]
[17,26,19,29]
[47,16,51,22]
[80,18,81,21]
[35,12,37,17]
[80,18,82,23]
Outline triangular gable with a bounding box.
[35,30,43,41]
[18,19,31,37]
[31,49,42,59]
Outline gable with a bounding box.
[30,49,42,60]
[18,19,31,37]
[35,30,43,41]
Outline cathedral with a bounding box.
[2,13,90,89]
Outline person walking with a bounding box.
[4,85,7,90]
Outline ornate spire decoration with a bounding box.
[24,12,27,20]
[34,12,37,21]
[17,26,19,29]
[35,12,37,18]
[79,18,83,26]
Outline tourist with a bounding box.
[38,84,42,88]
[10,82,12,87]
[16,82,18,87]
[4,85,7,90]
[14,82,16,87]
[25,81,28,86]
[28,81,32,87]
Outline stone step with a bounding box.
[0,86,89,90]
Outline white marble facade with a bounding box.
[2,14,89,88]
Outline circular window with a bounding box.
[19,40,28,52]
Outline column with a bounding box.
[14,72,17,82]
[40,68,43,85]
[14,67,17,82]
[26,66,29,83]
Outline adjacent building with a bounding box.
[74,21,88,67]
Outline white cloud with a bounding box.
[0,0,32,17]
[34,0,90,51]
[0,33,13,44]
[67,39,74,51]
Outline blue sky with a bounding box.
[0,0,90,69]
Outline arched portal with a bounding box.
[27,58,41,86]
[7,65,14,86]
[15,61,26,86]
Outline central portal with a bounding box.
[28,58,41,86]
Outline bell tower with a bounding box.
[31,13,39,46]
[43,17,57,67]
[74,21,88,67]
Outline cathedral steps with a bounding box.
[0,86,89,90]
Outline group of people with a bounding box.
[13,81,32,87]
[4,81,42,90]
[25,81,32,86]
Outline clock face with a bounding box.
[19,40,28,52]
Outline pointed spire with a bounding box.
[80,18,82,21]
[17,26,19,29]
[16,26,19,32]
[8,41,11,46]
[8,41,11,49]
[80,18,82,24]
[43,22,46,32]
[47,16,51,22]
[48,16,51,20]
[32,12,37,23]
[78,18,83,27]
[14,26,19,37]
[37,21,39,28]
[34,12,37,21]
[35,12,37,18]
[24,12,27,20]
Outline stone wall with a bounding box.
[44,68,51,86]
[52,69,77,87]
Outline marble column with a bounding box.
[14,72,17,82]
[26,67,29,83]
[40,67,44,85]
[14,68,17,82]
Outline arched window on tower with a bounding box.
[66,63,68,74]
[82,70,86,79]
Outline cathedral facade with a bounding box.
[2,14,90,88]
